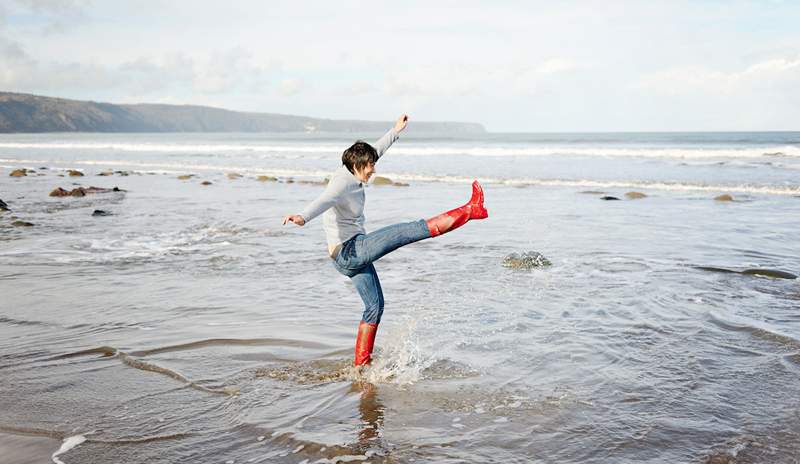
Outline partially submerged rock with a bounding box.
[177,174,194,180]
[256,175,278,182]
[714,194,734,202]
[625,191,647,199]
[503,251,552,269]
[227,173,243,179]
[0,199,8,211]
[372,176,394,185]
[10,169,27,177]
[600,196,621,201]
[97,171,114,176]
[92,209,112,217]
[12,220,34,227]
[696,266,797,280]
[201,181,213,186]
[372,176,408,186]
[68,170,84,177]
[50,186,122,197]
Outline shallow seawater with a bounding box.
[1,132,799,463]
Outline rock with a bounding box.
[49,186,120,197]
[177,174,194,180]
[0,199,8,211]
[92,210,112,217]
[39,167,48,170]
[12,220,34,227]
[714,194,733,202]
[10,169,27,177]
[201,181,213,186]
[696,266,797,280]
[97,171,114,176]
[298,179,327,186]
[741,268,797,280]
[625,191,647,199]
[68,170,84,177]
[49,187,71,197]
[256,175,277,182]
[115,171,130,176]
[372,176,394,185]
[503,251,552,269]
[600,196,621,201]
[227,173,243,179]
[285,178,295,184]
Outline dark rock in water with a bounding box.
[201,181,213,186]
[696,266,797,280]
[68,170,84,177]
[600,196,620,201]
[49,187,71,197]
[503,251,552,269]
[10,169,27,177]
[50,186,121,197]
[39,167,48,170]
[625,191,647,199]
[12,220,34,227]
[714,194,734,202]
[115,171,130,176]
[97,171,114,176]
[92,209,112,217]
[0,199,8,211]
[741,269,797,280]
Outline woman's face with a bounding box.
[355,162,375,183]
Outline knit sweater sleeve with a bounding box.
[298,176,348,222]
[373,128,399,161]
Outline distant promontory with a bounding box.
[0,92,485,134]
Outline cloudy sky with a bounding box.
[1,0,798,131]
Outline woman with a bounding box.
[283,115,488,366]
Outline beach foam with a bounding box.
[51,435,86,464]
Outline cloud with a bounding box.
[639,55,800,96]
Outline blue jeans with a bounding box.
[332,219,431,324]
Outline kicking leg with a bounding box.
[426,180,488,236]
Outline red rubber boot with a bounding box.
[426,180,489,237]
[354,321,378,366]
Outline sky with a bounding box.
[0,0,799,132]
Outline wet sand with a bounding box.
[0,433,59,464]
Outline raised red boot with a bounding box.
[426,180,488,237]
[354,321,378,366]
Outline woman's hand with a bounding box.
[394,114,408,133]
[282,214,306,226]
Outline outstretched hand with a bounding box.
[394,114,408,133]
[282,214,306,226]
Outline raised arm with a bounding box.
[374,114,408,160]
[283,177,348,226]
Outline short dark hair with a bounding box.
[342,141,378,174]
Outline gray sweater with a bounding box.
[299,128,399,250]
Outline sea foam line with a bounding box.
[1,158,798,195]
[0,141,799,159]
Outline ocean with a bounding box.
[0,131,799,463]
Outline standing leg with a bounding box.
[350,264,384,366]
